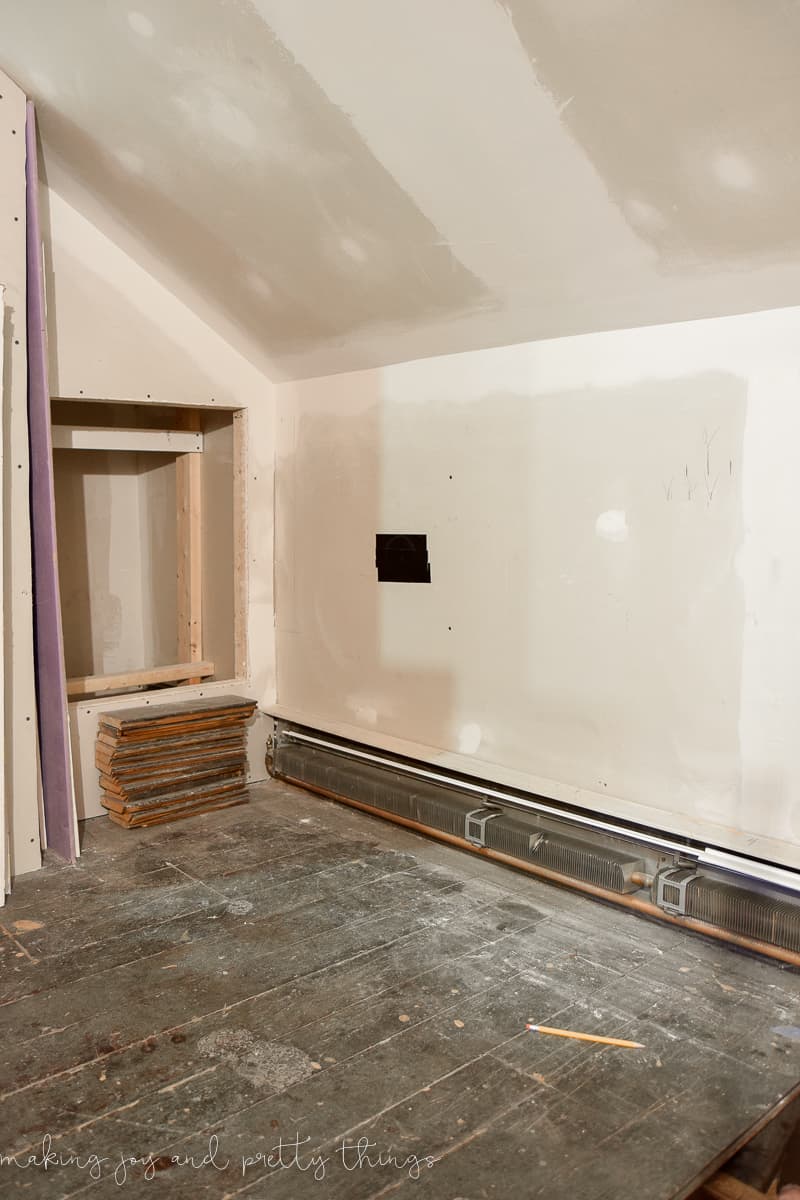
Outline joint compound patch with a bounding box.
[198,1030,316,1090]
[595,509,628,542]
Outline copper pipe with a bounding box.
[276,773,800,969]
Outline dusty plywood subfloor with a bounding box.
[0,780,799,1199]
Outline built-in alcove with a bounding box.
[51,399,244,699]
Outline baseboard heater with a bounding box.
[269,721,800,967]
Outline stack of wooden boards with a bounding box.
[97,695,256,827]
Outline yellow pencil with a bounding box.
[526,1023,644,1049]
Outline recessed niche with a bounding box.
[51,398,244,698]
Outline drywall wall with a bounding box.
[274,305,800,871]
[137,452,179,671]
[4,1,800,378]
[0,69,42,879]
[45,188,275,819]
[53,449,178,677]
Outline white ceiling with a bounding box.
[3,0,800,379]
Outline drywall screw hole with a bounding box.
[13,216,19,221]
[25,716,30,721]
[448,625,452,631]
[79,389,84,394]
[14,339,19,344]
[449,475,453,480]
[146,393,151,398]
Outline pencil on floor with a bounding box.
[526,1023,645,1049]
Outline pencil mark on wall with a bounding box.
[703,427,720,505]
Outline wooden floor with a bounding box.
[1,779,799,1199]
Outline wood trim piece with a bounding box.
[701,1173,775,1199]
[176,411,203,677]
[67,661,214,697]
[233,408,248,679]
[52,426,203,453]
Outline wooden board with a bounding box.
[99,767,246,806]
[97,695,254,829]
[176,409,203,677]
[67,661,215,698]
[106,792,249,827]
[98,693,256,731]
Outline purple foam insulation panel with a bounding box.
[25,101,76,862]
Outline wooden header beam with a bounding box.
[51,426,203,454]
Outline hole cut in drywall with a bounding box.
[376,534,431,583]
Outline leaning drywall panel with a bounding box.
[274,305,800,870]
[45,190,275,818]
[26,101,76,862]
[0,70,41,876]
[0,284,5,897]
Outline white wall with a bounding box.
[274,305,800,870]
[45,189,276,818]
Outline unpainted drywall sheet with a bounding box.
[53,449,178,678]
[26,101,77,863]
[45,190,275,819]
[0,69,41,878]
[275,305,800,869]
[5,1,800,379]
[0,284,5,896]
[137,451,178,671]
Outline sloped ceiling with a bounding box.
[3,0,800,379]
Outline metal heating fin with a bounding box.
[683,875,800,954]
[529,832,644,894]
[272,725,800,960]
